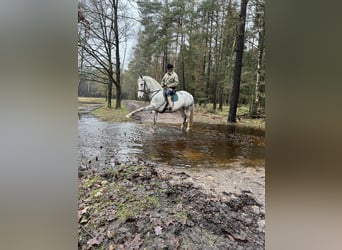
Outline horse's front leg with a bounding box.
[186,118,191,132]
[126,104,155,119]
[125,107,145,118]
[179,109,187,131]
[152,111,158,126]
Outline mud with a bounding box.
[79,164,265,250]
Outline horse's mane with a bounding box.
[142,75,162,88]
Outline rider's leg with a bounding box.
[167,96,172,110]
[166,89,173,110]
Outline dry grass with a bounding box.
[195,104,265,130]
[78,97,131,122]
[92,105,131,122]
[78,97,106,104]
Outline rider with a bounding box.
[161,63,179,110]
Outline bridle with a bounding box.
[138,77,147,93]
[138,76,162,98]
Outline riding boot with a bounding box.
[167,95,172,110]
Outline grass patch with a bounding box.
[78,97,131,122]
[92,105,130,122]
[78,97,105,104]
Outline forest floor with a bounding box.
[78,98,265,249]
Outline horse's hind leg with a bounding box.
[180,109,187,131]
[185,108,191,132]
[180,108,192,132]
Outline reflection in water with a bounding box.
[78,114,265,169]
[142,123,264,168]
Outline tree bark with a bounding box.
[251,0,265,117]
[228,0,249,123]
[113,0,121,109]
[107,75,113,108]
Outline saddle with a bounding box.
[161,91,178,113]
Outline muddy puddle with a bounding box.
[78,114,265,170]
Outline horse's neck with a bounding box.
[145,76,162,91]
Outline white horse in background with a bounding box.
[126,75,194,132]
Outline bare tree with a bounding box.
[78,0,131,108]
[78,1,90,92]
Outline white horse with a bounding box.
[126,75,194,132]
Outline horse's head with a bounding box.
[137,75,146,99]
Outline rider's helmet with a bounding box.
[166,63,173,70]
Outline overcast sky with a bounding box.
[121,0,140,70]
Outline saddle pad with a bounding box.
[172,93,179,102]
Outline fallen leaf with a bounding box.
[80,207,88,215]
[86,234,104,249]
[80,216,89,224]
[79,207,90,223]
[179,217,187,225]
[154,226,163,235]
[94,191,103,198]
[124,234,143,249]
[106,209,117,222]
[165,218,175,227]
[108,243,115,250]
[107,230,115,239]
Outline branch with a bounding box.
[80,45,108,72]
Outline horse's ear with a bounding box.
[140,75,143,79]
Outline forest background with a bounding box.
[78,0,265,121]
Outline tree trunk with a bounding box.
[251,0,265,117]
[251,32,264,117]
[181,25,186,91]
[218,86,224,111]
[107,76,113,108]
[114,0,121,109]
[206,10,213,101]
[228,0,249,123]
[212,7,220,111]
[116,85,121,109]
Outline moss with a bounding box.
[172,208,188,221]
[116,194,161,222]
[85,175,101,188]
[144,195,161,208]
